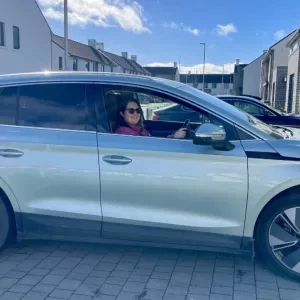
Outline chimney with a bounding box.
[236,59,240,66]
[174,62,178,68]
[121,52,128,59]
[131,55,137,62]
[88,39,97,49]
[96,42,104,51]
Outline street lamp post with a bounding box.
[200,43,206,91]
[64,0,68,70]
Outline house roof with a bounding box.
[101,51,150,75]
[243,53,266,69]
[180,74,234,84]
[263,29,298,62]
[286,28,300,47]
[144,67,178,76]
[52,34,115,66]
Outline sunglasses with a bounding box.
[126,108,142,114]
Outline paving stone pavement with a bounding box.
[0,240,300,300]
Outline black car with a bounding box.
[152,95,300,128]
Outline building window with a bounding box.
[212,83,217,89]
[86,61,90,72]
[59,57,63,70]
[0,22,5,47]
[224,83,229,89]
[93,62,98,72]
[204,82,208,88]
[73,58,78,71]
[13,26,20,49]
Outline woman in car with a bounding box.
[115,99,187,138]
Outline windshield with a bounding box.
[263,101,285,115]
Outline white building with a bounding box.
[285,29,300,114]
[0,0,52,75]
[52,35,151,76]
[179,74,234,95]
[260,30,297,109]
[242,52,266,98]
[52,35,117,72]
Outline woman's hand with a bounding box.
[174,128,187,139]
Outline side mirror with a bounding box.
[193,123,235,151]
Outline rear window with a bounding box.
[0,86,17,125]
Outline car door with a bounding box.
[97,84,248,249]
[0,83,102,238]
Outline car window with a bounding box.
[102,85,238,141]
[17,83,93,131]
[232,100,265,115]
[0,86,18,125]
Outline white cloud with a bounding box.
[145,62,239,74]
[163,21,178,29]
[163,21,200,36]
[216,23,237,36]
[274,29,286,40]
[37,0,150,33]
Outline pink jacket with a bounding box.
[115,125,174,138]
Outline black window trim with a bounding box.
[98,82,258,141]
[0,82,98,133]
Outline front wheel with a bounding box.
[256,194,300,280]
[0,198,13,250]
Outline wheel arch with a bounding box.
[253,184,300,240]
[0,178,22,233]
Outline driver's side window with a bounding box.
[102,84,238,141]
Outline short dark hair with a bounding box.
[116,98,145,128]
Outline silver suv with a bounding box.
[1,72,300,280]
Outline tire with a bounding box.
[256,193,300,280]
[0,197,13,250]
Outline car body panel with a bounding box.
[241,140,300,238]
[97,132,248,248]
[0,125,102,237]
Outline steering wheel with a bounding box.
[182,119,192,139]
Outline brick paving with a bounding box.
[0,240,299,300]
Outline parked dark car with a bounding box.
[152,95,300,128]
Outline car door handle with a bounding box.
[102,155,132,165]
[0,149,24,158]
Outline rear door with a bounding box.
[0,83,102,238]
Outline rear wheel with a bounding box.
[256,194,300,280]
[0,198,13,250]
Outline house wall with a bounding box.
[285,38,300,113]
[0,0,52,74]
[243,55,265,98]
[188,83,234,95]
[275,66,288,110]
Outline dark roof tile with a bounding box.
[52,34,114,65]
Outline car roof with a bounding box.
[0,71,184,88]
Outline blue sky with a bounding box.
[38,0,299,73]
